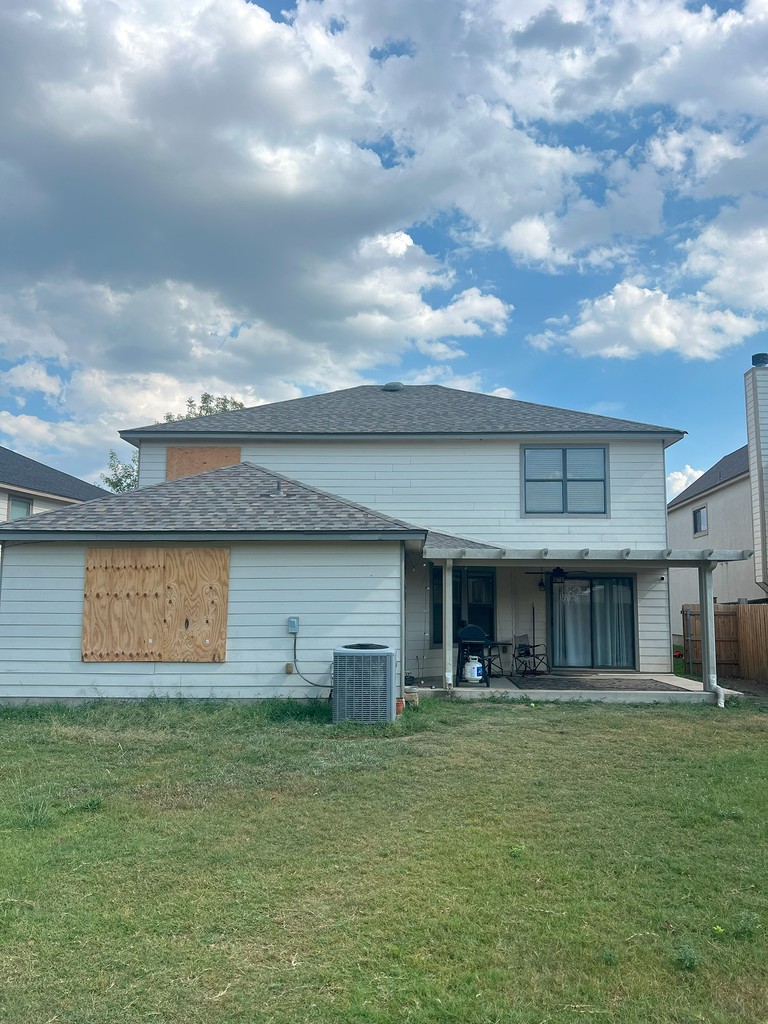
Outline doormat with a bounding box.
[509,676,689,692]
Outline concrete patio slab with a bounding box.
[413,673,742,704]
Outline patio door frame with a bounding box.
[550,574,636,670]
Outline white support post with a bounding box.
[698,562,717,692]
[442,559,454,690]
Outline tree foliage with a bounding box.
[100,393,246,493]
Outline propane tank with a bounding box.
[463,656,483,682]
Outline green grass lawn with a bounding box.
[1,696,767,1024]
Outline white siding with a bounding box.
[0,489,71,521]
[745,366,768,590]
[0,542,402,700]
[138,438,669,550]
[636,571,672,673]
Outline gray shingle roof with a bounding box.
[667,445,749,510]
[120,384,684,440]
[0,462,425,538]
[0,446,106,502]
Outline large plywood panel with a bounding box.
[163,548,229,662]
[82,548,165,662]
[165,446,241,481]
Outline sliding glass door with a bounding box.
[552,577,634,668]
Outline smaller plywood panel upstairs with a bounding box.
[83,548,165,662]
[163,548,229,662]
[165,446,241,481]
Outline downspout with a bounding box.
[698,560,725,708]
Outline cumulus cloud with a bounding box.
[0,0,767,478]
[527,281,762,359]
[667,465,705,499]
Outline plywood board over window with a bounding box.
[83,547,229,663]
[165,446,241,481]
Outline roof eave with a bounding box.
[121,428,687,446]
[0,529,426,545]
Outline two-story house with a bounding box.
[0,445,105,522]
[666,354,768,644]
[0,385,748,700]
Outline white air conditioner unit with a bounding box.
[332,644,396,723]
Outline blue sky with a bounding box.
[0,0,766,495]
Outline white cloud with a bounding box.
[667,464,705,499]
[684,200,768,311]
[528,281,762,360]
[0,0,767,478]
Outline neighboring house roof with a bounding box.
[0,445,106,502]
[667,445,749,511]
[0,462,426,540]
[120,384,684,442]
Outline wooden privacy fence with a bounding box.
[682,603,768,683]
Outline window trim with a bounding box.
[522,445,609,517]
[692,504,708,537]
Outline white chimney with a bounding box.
[745,353,768,593]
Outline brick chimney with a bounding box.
[745,353,768,594]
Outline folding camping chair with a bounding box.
[513,633,549,675]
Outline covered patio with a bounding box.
[421,538,754,700]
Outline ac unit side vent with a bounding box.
[332,645,396,723]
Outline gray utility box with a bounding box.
[332,644,396,723]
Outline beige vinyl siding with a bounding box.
[667,476,761,613]
[137,438,669,550]
[635,571,672,673]
[0,542,402,700]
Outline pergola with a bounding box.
[422,543,755,691]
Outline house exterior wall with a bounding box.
[1,488,70,521]
[667,477,761,629]
[137,437,670,550]
[0,541,402,700]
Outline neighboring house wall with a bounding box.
[1,488,72,521]
[137,437,670,550]
[668,477,761,628]
[0,541,402,700]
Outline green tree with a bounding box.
[100,393,245,493]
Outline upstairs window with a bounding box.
[693,506,708,536]
[8,496,32,520]
[524,447,606,515]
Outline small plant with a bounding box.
[19,797,52,829]
[672,943,704,971]
[732,912,760,939]
[600,948,618,966]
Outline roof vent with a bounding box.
[752,353,768,367]
[381,381,404,392]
